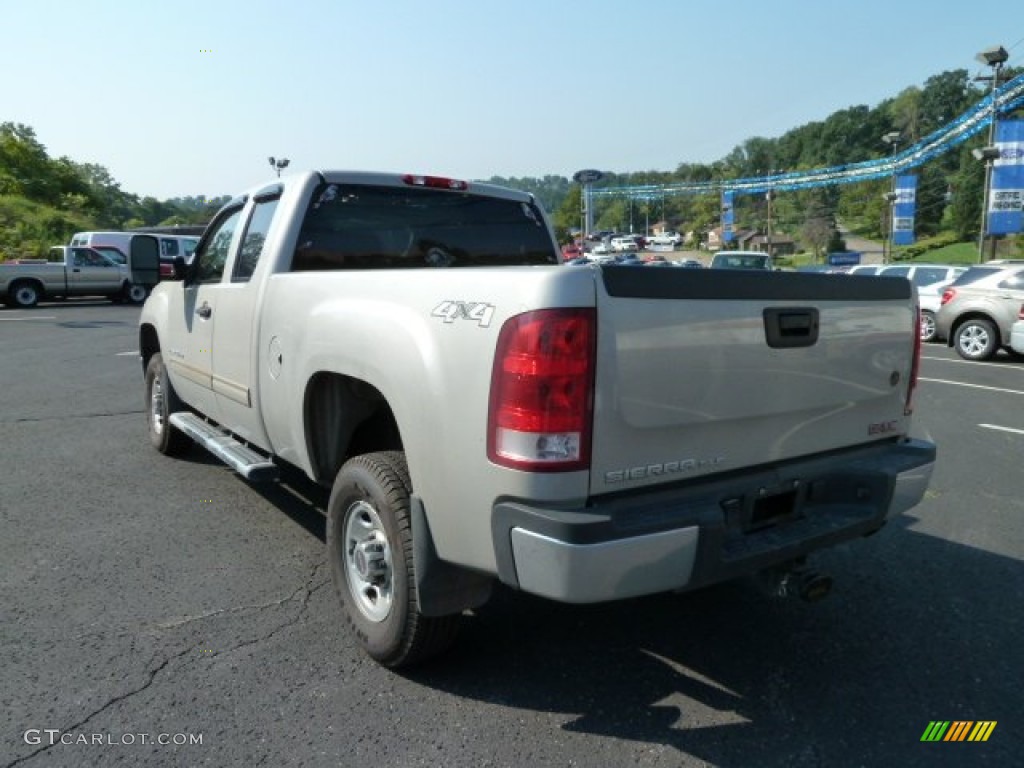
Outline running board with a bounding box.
[169,412,278,482]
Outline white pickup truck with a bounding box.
[139,170,935,667]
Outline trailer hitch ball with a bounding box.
[765,565,833,602]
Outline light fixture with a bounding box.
[976,46,1009,67]
[972,146,1001,162]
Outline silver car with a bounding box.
[935,262,1024,360]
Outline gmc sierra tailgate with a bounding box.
[589,267,917,496]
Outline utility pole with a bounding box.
[974,45,1009,262]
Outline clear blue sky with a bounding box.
[3,0,1021,200]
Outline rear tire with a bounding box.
[953,318,998,361]
[10,281,41,308]
[920,310,937,343]
[144,353,191,455]
[326,451,460,667]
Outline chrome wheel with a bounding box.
[920,311,936,342]
[150,374,166,437]
[343,500,393,623]
[955,320,996,360]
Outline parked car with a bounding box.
[709,250,774,270]
[648,231,683,247]
[610,235,641,253]
[876,264,967,288]
[1010,314,1024,355]
[935,263,1024,360]
[676,259,704,269]
[917,279,956,342]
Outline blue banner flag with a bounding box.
[722,190,735,243]
[892,175,917,246]
[989,119,1024,235]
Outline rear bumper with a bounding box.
[491,438,935,603]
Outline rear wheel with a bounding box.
[326,451,460,667]
[954,318,998,361]
[920,310,937,343]
[144,353,191,455]
[10,281,41,308]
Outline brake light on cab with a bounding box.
[401,174,468,191]
[488,309,596,472]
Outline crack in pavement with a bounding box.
[204,562,330,659]
[3,643,200,768]
[3,562,328,768]
[0,409,144,425]
[151,563,326,634]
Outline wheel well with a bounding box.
[140,324,160,371]
[304,372,403,485]
[10,277,44,293]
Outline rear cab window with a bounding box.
[290,183,558,271]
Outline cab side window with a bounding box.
[161,239,180,258]
[195,209,243,284]
[72,248,109,267]
[233,198,280,282]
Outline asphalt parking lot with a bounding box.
[1,301,1021,768]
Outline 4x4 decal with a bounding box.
[432,301,495,328]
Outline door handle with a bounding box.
[196,302,212,319]
[72,268,81,272]
[763,307,820,348]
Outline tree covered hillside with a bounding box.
[0,122,228,260]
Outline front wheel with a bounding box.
[144,353,191,455]
[124,282,148,304]
[326,451,460,667]
[954,318,998,361]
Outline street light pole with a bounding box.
[268,156,290,178]
[974,45,1008,262]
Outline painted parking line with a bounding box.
[979,424,1024,435]
[116,350,140,356]
[919,377,1024,396]
[921,356,1024,371]
[0,316,57,321]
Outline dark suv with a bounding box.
[935,261,1024,360]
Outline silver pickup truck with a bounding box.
[1,245,147,307]
[139,170,935,667]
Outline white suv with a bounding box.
[610,235,640,252]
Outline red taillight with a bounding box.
[488,308,596,472]
[401,174,468,191]
[940,288,956,306]
[1018,304,1024,321]
[906,304,922,416]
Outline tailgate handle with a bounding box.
[763,307,819,348]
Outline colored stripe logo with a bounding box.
[921,721,997,742]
